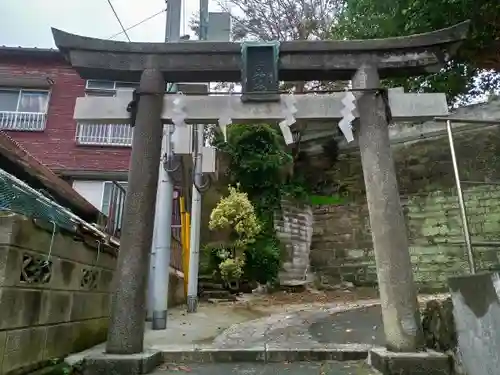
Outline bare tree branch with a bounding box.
[214,0,344,41]
[188,0,348,92]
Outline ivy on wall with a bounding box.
[214,124,307,220]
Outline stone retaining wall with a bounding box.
[275,201,313,285]
[311,184,500,291]
[0,214,117,375]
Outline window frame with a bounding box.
[0,87,50,113]
[85,80,138,96]
[101,180,128,215]
[0,87,51,131]
[78,80,136,146]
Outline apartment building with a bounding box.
[0,46,182,241]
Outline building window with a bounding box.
[102,181,127,237]
[85,80,138,96]
[0,88,49,131]
[76,80,136,146]
[102,181,127,213]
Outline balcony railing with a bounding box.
[76,122,133,146]
[0,111,47,131]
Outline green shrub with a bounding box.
[243,235,281,285]
[209,185,261,250]
[219,257,245,283]
[201,242,233,279]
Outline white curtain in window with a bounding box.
[18,91,48,113]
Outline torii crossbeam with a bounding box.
[52,21,470,361]
[52,21,469,82]
[74,89,448,125]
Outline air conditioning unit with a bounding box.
[201,146,216,174]
[172,125,193,154]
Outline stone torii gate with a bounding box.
[52,21,469,362]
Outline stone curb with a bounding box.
[369,348,453,375]
[157,343,373,363]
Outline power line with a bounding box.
[108,8,167,40]
[106,0,131,42]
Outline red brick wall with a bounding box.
[0,54,131,173]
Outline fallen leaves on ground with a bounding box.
[157,364,192,372]
[243,287,380,307]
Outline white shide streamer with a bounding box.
[217,84,235,142]
[279,92,298,145]
[172,92,187,130]
[338,90,356,143]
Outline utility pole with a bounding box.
[186,0,209,313]
[149,0,182,330]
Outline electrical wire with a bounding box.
[106,0,131,42]
[107,7,167,40]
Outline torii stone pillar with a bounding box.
[106,69,165,354]
[353,65,423,352]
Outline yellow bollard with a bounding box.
[180,196,186,250]
[183,212,191,298]
[179,196,190,299]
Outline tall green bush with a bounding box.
[207,185,261,285]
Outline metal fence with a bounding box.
[0,166,118,251]
[0,167,78,231]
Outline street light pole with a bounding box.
[186,0,209,313]
[149,0,182,330]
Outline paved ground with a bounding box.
[213,300,381,348]
[66,303,268,364]
[147,304,267,347]
[153,361,378,375]
[66,292,449,366]
[309,305,384,346]
[213,293,448,348]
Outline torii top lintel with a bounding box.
[52,21,470,83]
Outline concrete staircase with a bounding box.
[274,201,314,286]
[198,276,237,303]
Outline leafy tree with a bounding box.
[334,0,500,104]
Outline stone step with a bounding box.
[198,281,224,290]
[281,267,307,273]
[199,290,234,299]
[207,296,237,304]
[282,265,308,273]
[279,273,307,281]
[159,344,370,363]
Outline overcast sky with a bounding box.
[0,0,222,48]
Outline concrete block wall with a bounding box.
[311,184,500,291]
[0,214,117,375]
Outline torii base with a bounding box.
[82,350,162,375]
[369,348,452,375]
